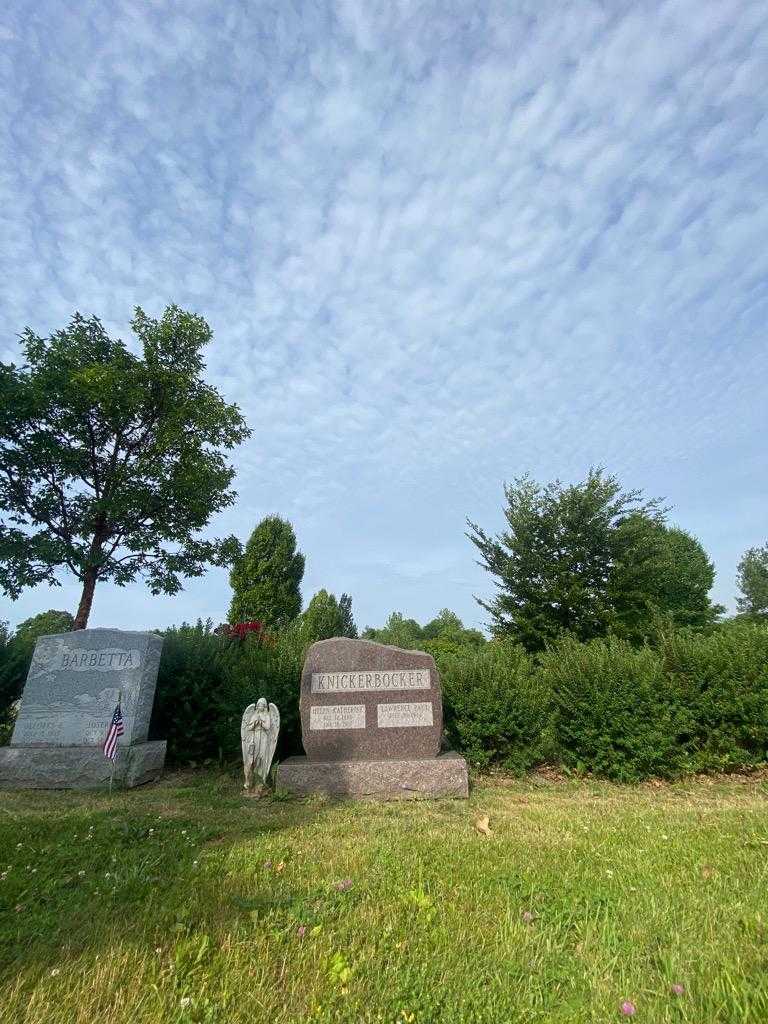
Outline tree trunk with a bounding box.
[73,568,98,630]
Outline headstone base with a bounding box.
[0,741,166,790]
[276,752,469,800]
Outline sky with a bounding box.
[1,0,766,634]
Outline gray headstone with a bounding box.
[11,628,163,748]
[299,638,443,761]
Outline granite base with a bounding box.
[276,752,469,800]
[0,741,167,789]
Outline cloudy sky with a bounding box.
[1,0,766,633]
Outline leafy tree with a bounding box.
[0,307,249,628]
[363,611,424,649]
[610,520,723,640]
[363,608,486,660]
[15,609,75,644]
[736,543,768,618]
[421,609,486,663]
[468,469,665,651]
[295,590,349,646]
[422,608,464,640]
[228,516,304,628]
[338,593,358,638]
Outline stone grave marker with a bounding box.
[277,637,468,799]
[0,628,166,789]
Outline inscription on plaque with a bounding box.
[377,702,434,728]
[309,705,366,731]
[311,669,430,693]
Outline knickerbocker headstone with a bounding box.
[276,637,469,799]
[0,628,166,789]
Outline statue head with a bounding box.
[256,697,268,711]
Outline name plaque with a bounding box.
[377,702,435,728]
[311,669,430,694]
[309,705,366,731]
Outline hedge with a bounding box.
[2,617,767,781]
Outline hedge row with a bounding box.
[441,620,768,780]
[3,619,767,781]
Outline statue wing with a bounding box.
[266,702,280,773]
[241,704,256,760]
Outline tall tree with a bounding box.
[338,593,358,638]
[609,519,722,640]
[296,589,347,645]
[0,307,249,628]
[228,515,304,628]
[363,611,424,649]
[467,469,665,651]
[736,543,768,618]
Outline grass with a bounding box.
[1,770,768,1023]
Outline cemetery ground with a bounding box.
[1,773,767,1024]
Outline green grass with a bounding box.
[1,770,768,1023]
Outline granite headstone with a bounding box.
[299,638,442,761]
[277,638,468,799]
[0,628,166,789]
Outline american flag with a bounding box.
[103,703,124,761]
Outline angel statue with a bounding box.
[241,698,280,793]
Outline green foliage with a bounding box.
[228,515,304,628]
[363,608,486,658]
[0,307,249,627]
[14,609,74,644]
[659,621,768,771]
[363,611,424,649]
[151,620,303,765]
[0,619,25,745]
[293,589,356,647]
[149,616,768,782]
[541,635,686,782]
[610,521,723,640]
[736,542,768,617]
[441,642,551,771]
[469,469,720,651]
[338,593,358,638]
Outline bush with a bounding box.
[660,621,768,771]
[541,635,686,782]
[441,642,552,772]
[150,620,304,766]
[149,616,768,782]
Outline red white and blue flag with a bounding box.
[103,703,124,761]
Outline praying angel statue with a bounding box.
[241,698,280,792]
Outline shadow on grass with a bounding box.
[0,766,330,984]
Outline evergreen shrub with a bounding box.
[541,635,687,781]
[660,621,768,771]
[441,642,552,771]
[151,620,304,765]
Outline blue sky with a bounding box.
[1,0,766,634]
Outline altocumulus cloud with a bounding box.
[1,0,766,630]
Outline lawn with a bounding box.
[1,771,767,1023]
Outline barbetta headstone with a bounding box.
[277,638,468,799]
[0,628,167,789]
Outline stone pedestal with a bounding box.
[0,741,166,789]
[277,752,469,800]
